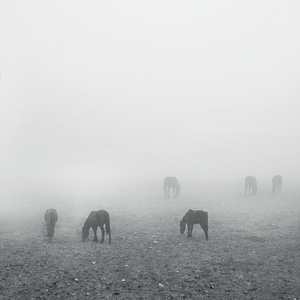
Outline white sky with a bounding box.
[0,1,300,190]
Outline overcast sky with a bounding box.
[0,1,299,192]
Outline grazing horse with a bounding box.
[245,175,257,196]
[180,209,208,240]
[272,175,282,195]
[82,210,111,244]
[44,209,58,242]
[164,176,180,198]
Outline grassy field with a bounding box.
[0,181,299,299]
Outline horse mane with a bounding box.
[83,211,96,228]
[185,209,194,216]
[180,209,193,224]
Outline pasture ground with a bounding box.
[0,181,300,299]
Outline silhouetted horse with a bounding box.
[272,175,282,195]
[82,210,111,244]
[245,175,257,196]
[164,176,180,198]
[44,209,58,242]
[180,209,208,240]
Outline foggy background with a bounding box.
[1,1,300,200]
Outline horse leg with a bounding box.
[167,186,170,199]
[51,224,55,238]
[190,224,194,237]
[47,223,52,242]
[200,224,209,240]
[187,224,192,237]
[92,226,98,242]
[46,223,51,237]
[100,225,105,243]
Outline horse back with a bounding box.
[187,209,208,225]
[44,209,58,223]
[245,176,257,188]
[164,176,179,186]
[96,210,110,225]
[272,175,282,184]
[44,209,58,240]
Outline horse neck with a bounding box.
[181,215,188,224]
[83,222,91,230]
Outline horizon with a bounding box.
[1,1,299,198]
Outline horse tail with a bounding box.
[49,213,54,237]
[105,215,111,236]
[105,213,111,244]
[49,210,58,238]
[205,211,208,222]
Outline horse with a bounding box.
[44,209,58,242]
[272,175,282,195]
[245,175,257,196]
[164,176,180,198]
[180,209,208,240]
[82,210,111,244]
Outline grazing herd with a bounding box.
[44,175,282,242]
[245,175,283,196]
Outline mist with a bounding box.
[1,3,300,298]
[1,1,300,200]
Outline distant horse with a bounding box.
[82,210,111,244]
[245,175,257,196]
[44,209,58,242]
[180,209,209,240]
[272,175,282,195]
[164,177,180,198]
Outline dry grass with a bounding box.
[0,182,300,299]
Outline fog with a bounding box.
[1,1,300,200]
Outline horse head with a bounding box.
[180,220,186,234]
[82,226,89,242]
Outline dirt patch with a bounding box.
[0,188,300,299]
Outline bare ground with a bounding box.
[0,184,300,299]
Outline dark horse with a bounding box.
[82,210,111,244]
[44,209,58,242]
[245,175,257,196]
[180,209,208,240]
[164,176,180,198]
[272,175,282,195]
